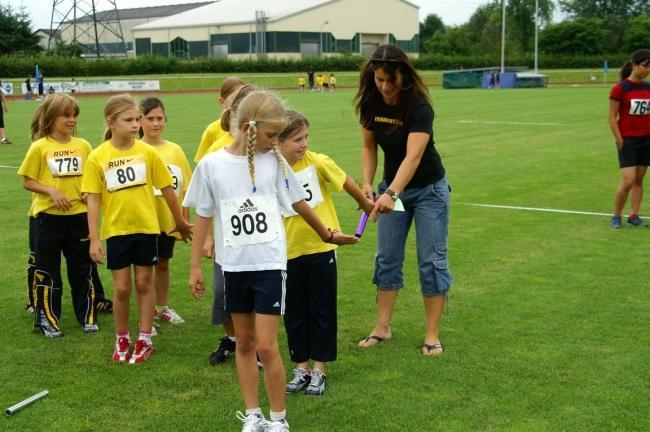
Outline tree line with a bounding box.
[421,0,650,57]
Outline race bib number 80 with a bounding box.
[104,156,147,192]
[629,99,650,115]
[221,194,281,246]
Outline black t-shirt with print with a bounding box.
[368,97,445,189]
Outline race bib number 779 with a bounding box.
[46,149,83,177]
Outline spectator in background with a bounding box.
[25,75,33,100]
[308,69,315,92]
[0,80,11,144]
[37,75,44,99]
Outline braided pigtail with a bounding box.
[247,121,257,193]
[271,144,289,189]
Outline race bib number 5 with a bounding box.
[221,194,281,246]
[153,164,183,196]
[103,156,147,192]
[46,149,83,177]
[282,165,323,217]
[630,99,650,115]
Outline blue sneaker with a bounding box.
[611,216,622,229]
[627,215,647,227]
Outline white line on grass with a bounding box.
[0,165,18,169]
[457,202,615,217]
[458,120,564,126]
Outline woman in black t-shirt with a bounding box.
[354,45,452,356]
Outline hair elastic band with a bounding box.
[248,120,256,126]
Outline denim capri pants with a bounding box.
[373,176,453,296]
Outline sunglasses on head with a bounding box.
[370,58,404,65]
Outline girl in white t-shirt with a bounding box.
[184,90,356,432]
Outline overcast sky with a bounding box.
[1,0,494,30]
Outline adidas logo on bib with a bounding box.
[238,199,258,213]
[273,301,280,308]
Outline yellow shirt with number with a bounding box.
[283,151,346,260]
[17,136,92,216]
[194,119,226,162]
[150,141,192,238]
[81,139,172,240]
[206,132,233,155]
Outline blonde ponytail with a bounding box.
[247,122,257,193]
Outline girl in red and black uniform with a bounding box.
[609,49,650,228]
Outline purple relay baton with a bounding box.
[355,212,369,238]
[355,192,376,238]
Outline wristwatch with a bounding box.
[384,188,399,201]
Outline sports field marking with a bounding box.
[458,120,564,126]
[0,165,18,169]
[458,202,614,217]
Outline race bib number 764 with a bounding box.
[629,99,650,115]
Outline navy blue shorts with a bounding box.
[106,234,158,270]
[618,136,650,168]
[224,270,286,315]
[157,233,176,260]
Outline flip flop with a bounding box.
[359,335,384,348]
[422,343,443,356]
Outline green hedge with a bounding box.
[0,53,631,78]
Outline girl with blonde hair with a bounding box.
[82,94,192,364]
[185,90,356,431]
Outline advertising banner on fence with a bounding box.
[20,80,160,95]
[1,82,14,95]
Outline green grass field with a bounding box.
[1,85,649,431]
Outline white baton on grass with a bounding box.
[5,390,49,416]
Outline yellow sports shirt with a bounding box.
[18,136,92,216]
[194,119,226,162]
[81,139,172,240]
[283,151,346,259]
[206,132,233,155]
[151,141,192,238]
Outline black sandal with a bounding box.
[422,343,443,356]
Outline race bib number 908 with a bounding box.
[629,99,650,116]
[103,156,147,192]
[46,149,83,177]
[221,194,280,246]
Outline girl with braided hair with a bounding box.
[184,90,357,432]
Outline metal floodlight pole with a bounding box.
[320,21,328,57]
[500,0,506,73]
[534,0,539,73]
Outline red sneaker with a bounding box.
[112,337,131,362]
[129,339,154,364]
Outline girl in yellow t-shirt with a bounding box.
[279,110,373,395]
[82,94,192,364]
[194,76,246,162]
[18,93,98,338]
[139,97,192,325]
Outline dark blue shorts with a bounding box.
[618,136,650,168]
[106,234,158,270]
[157,233,176,260]
[224,270,286,315]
